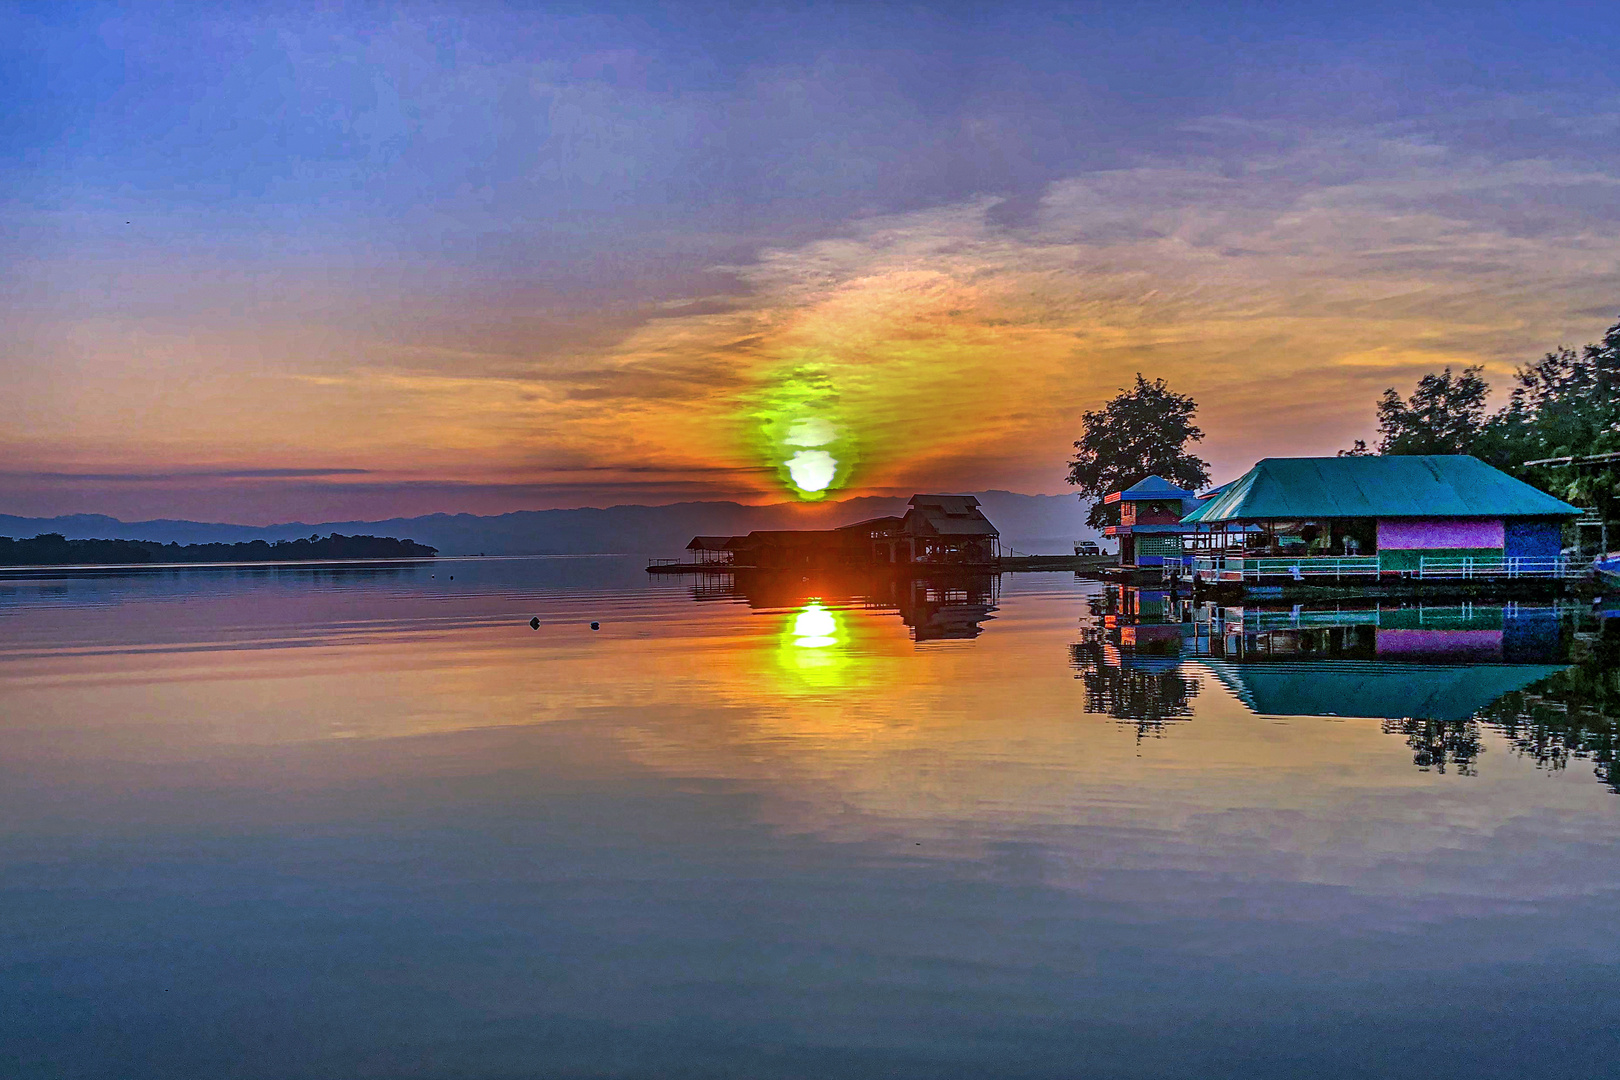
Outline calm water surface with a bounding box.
[3,558,1618,1078]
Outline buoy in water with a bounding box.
[590,621,600,630]
[529,617,540,630]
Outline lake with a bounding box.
[3,558,1618,1079]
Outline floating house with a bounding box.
[1100,476,1202,569]
[1182,455,1581,582]
[682,495,1000,571]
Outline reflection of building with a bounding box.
[1182,455,1580,583]
[1191,601,1574,664]
[1071,585,1200,735]
[1195,660,1566,724]
[678,495,1001,571]
[1088,584,1194,661]
[902,577,998,641]
[699,567,1000,643]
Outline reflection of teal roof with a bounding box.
[1180,456,1578,523]
[1195,660,1566,723]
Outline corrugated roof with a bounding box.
[1180,456,1579,523]
[908,494,981,514]
[834,516,904,534]
[1103,475,1199,504]
[902,494,999,537]
[914,514,999,536]
[726,530,851,549]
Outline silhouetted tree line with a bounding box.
[0,533,437,566]
[1344,314,1620,503]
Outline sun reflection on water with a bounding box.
[775,600,857,686]
[790,602,839,648]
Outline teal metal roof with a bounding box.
[1180,456,1578,523]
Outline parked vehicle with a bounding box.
[1074,540,1101,556]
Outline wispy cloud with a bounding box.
[9,90,1620,510]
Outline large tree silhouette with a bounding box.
[1374,365,1491,455]
[1067,374,1210,529]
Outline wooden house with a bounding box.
[680,494,1000,571]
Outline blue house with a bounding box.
[1100,476,1202,568]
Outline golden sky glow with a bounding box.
[8,7,1620,521]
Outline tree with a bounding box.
[1373,365,1491,455]
[1343,316,1620,519]
[1475,326,1620,474]
[1067,374,1210,529]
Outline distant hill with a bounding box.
[0,492,1104,558]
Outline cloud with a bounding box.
[9,100,1620,512]
[1,468,373,482]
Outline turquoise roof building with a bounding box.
[1182,455,1577,524]
[1182,456,1580,582]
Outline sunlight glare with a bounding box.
[786,450,837,494]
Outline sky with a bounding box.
[5,1,1620,523]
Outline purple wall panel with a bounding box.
[1376,629,1504,659]
[1377,518,1503,550]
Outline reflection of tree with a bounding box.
[1371,623,1620,792]
[1473,627,1620,793]
[1379,717,1484,776]
[1069,642,1199,740]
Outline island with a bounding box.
[0,532,438,566]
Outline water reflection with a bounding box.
[789,602,839,647]
[1069,640,1201,739]
[1076,583,1620,789]
[6,563,1620,1077]
[1476,618,1620,793]
[695,567,1000,643]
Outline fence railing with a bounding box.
[1194,555,1378,580]
[1415,555,1590,580]
[1193,553,1594,581]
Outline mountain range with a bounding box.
[0,491,1104,558]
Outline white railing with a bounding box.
[1414,555,1589,580]
[1198,556,1378,581]
[1196,553,1595,582]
